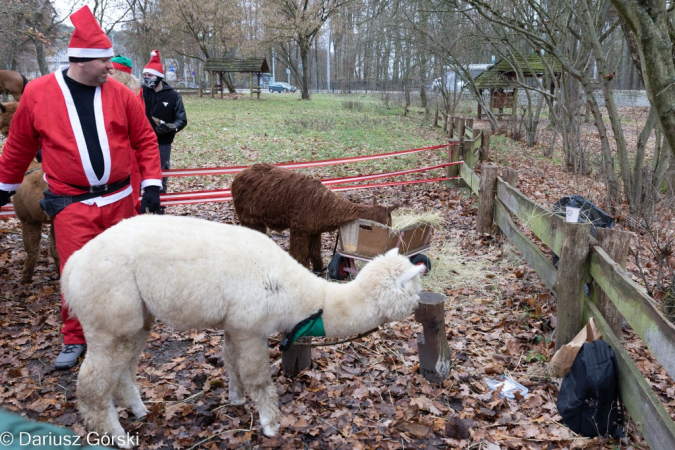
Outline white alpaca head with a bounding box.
[354,248,425,323]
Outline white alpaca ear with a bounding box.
[385,248,399,258]
[397,264,425,287]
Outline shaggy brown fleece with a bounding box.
[0,102,18,137]
[0,70,25,101]
[231,163,398,271]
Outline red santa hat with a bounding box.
[143,50,164,77]
[67,6,114,58]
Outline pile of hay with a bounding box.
[391,209,444,231]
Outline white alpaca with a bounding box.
[62,215,425,447]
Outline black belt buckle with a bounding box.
[89,182,111,194]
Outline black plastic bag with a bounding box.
[551,195,615,268]
[552,195,615,237]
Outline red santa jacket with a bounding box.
[0,68,162,198]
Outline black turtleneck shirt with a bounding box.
[62,69,104,180]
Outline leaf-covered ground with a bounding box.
[1,95,667,449]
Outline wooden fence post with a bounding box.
[447,140,460,182]
[415,292,452,383]
[594,228,633,339]
[281,338,312,376]
[480,129,491,161]
[476,164,499,234]
[553,221,592,350]
[456,117,466,142]
[465,118,474,134]
[501,168,517,187]
[447,115,453,137]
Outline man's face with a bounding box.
[142,73,159,89]
[78,57,114,86]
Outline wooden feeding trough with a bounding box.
[328,218,434,280]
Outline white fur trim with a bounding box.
[140,179,162,189]
[0,182,21,191]
[143,68,163,77]
[93,88,112,184]
[150,51,157,57]
[68,47,114,58]
[80,186,132,206]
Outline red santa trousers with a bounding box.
[54,196,136,344]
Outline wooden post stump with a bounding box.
[281,338,312,376]
[480,130,491,161]
[553,221,592,350]
[415,292,451,383]
[501,167,517,187]
[594,228,633,339]
[476,164,499,234]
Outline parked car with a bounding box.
[176,81,199,89]
[269,82,297,93]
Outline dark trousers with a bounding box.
[159,143,172,193]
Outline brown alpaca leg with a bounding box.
[49,224,60,278]
[238,218,267,234]
[20,220,42,283]
[222,331,245,405]
[308,233,323,272]
[235,335,280,437]
[289,231,311,268]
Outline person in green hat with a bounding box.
[110,54,143,212]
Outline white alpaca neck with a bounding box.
[319,281,379,338]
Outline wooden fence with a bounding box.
[453,116,675,450]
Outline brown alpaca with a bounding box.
[1,102,58,282]
[12,165,59,283]
[0,102,18,137]
[231,163,398,271]
[0,70,27,101]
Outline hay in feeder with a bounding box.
[390,209,444,232]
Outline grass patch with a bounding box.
[172,93,447,178]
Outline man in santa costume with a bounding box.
[0,6,163,369]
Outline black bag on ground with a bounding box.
[551,195,615,268]
[552,195,615,236]
[556,339,624,438]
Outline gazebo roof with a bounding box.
[475,54,562,88]
[204,57,269,73]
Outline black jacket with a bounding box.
[142,83,187,145]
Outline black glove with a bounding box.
[0,189,15,207]
[156,122,177,135]
[140,186,161,214]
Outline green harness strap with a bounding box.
[279,310,325,351]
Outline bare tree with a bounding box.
[264,0,350,99]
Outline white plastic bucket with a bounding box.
[566,206,581,223]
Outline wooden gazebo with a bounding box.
[474,54,562,119]
[203,57,270,99]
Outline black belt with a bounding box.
[66,175,131,194]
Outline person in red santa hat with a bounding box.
[142,50,187,199]
[0,6,163,369]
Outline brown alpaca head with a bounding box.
[0,102,18,138]
[370,197,399,226]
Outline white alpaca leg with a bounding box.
[78,338,139,447]
[114,328,151,418]
[236,336,281,436]
[222,333,245,405]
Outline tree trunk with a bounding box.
[33,38,49,76]
[611,0,675,161]
[300,40,311,100]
